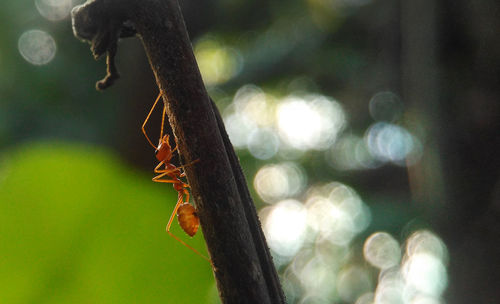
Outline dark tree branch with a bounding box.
[71,1,285,303]
[210,97,285,301]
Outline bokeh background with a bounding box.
[1,0,499,303]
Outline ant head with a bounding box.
[155,135,172,162]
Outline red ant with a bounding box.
[142,92,209,261]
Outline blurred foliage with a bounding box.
[0,143,213,303]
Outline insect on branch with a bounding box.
[71,1,285,303]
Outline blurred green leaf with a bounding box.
[0,142,214,303]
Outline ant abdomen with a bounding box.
[177,203,199,237]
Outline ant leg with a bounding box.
[166,230,211,262]
[177,159,200,174]
[152,170,190,187]
[153,167,179,176]
[160,100,166,141]
[166,197,210,262]
[142,91,163,149]
[153,169,183,182]
[152,166,187,184]
[153,162,181,175]
[181,159,200,169]
[152,177,181,184]
[152,163,193,185]
[152,171,189,188]
[151,166,185,183]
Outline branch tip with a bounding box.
[71,0,132,90]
